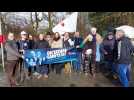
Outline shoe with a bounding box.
[37,74,42,79]
[33,72,40,76]
[85,73,88,76]
[113,74,118,80]
[44,75,48,79]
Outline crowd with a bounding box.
[4,27,134,87]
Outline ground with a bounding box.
[0,64,133,87]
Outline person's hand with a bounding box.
[21,55,24,59]
[19,49,24,53]
[104,51,108,55]
[76,45,80,48]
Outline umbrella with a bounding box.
[116,25,134,38]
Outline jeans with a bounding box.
[118,64,131,87]
[37,65,48,75]
[73,52,82,72]
[105,61,115,74]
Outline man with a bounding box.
[5,32,23,87]
[17,31,31,80]
[115,30,134,87]
[45,32,52,46]
[34,33,50,79]
[72,32,83,73]
[100,32,116,76]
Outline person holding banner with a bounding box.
[17,31,31,80]
[46,32,53,46]
[72,32,83,73]
[5,32,24,87]
[51,32,64,75]
[34,33,50,79]
[63,32,74,74]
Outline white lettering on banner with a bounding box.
[47,49,67,59]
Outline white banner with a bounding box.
[52,12,78,35]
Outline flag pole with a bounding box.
[0,19,5,72]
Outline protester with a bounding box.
[100,32,116,76]
[115,30,134,87]
[34,33,50,79]
[5,32,23,87]
[78,27,97,77]
[17,31,31,80]
[96,34,103,73]
[63,32,74,74]
[81,33,93,75]
[72,32,83,73]
[28,34,35,49]
[45,32,53,46]
[45,32,53,74]
[51,32,64,75]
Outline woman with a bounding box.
[96,34,103,73]
[34,33,50,79]
[51,32,64,75]
[63,32,74,74]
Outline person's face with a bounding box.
[21,34,27,40]
[75,32,80,37]
[39,34,44,40]
[116,32,124,40]
[108,34,113,40]
[29,35,33,40]
[91,28,97,35]
[64,32,69,38]
[8,33,14,40]
[46,35,51,41]
[55,33,60,38]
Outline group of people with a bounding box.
[4,27,134,87]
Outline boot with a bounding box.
[91,64,96,78]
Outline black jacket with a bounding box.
[115,37,134,64]
[100,37,115,61]
[34,40,50,49]
[29,40,35,49]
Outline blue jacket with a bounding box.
[96,43,101,62]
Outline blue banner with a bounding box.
[24,48,78,67]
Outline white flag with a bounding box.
[52,12,78,35]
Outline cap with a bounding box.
[20,31,27,35]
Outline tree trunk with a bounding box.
[77,12,91,37]
[48,12,52,31]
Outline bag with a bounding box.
[64,62,71,74]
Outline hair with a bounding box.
[116,30,125,34]
[53,32,61,41]
[46,32,51,36]
[91,27,97,31]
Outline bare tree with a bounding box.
[30,12,43,34]
[0,12,10,34]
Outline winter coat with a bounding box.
[115,37,134,64]
[5,40,22,61]
[51,39,63,48]
[100,36,115,61]
[34,40,50,49]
